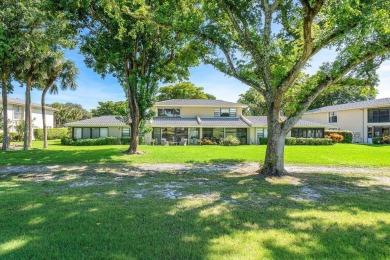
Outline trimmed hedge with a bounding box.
[325,130,353,143]
[34,128,68,140]
[259,137,333,146]
[259,137,268,145]
[61,136,141,146]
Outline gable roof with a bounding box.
[305,98,390,114]
[66,115,329,128]
[65,115,129,127]
[154,99,247,108]
[0,97,58,111]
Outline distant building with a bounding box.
[0,97,57,132]
[302,98,390,143]
[66,99,330,145]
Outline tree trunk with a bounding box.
[124,113,142,154]
[1,72,8,150]
[41,87,49,149]
[23,78,32,150]
[259,108,287,176]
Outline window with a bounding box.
[329,112,337,123]
[92,128,100,138]
[14,106,22,120]
[368,108,390,123]
[158,108,180,117]
[122,128,130,137]
[100,128,108,137]
[82,128,91,139]
[291,128,324,138]
[153,128,162,144]
[214,108,237,117]
[257,128,265,139]
[74,128,82,139]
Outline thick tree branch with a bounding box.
[277,0,324,95]
[282,48,389,133]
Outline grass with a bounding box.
[1,140,390,167]
[1,166,389,259]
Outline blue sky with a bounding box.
[10,48,390,111]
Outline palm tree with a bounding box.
[40,54,78,148]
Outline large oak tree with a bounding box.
[190,0,390,176]
[78,0,198,154]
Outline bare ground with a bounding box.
[1,163,389,203]
[0,162,388,176]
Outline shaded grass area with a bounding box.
[1,167,389,258]
[1,140,390,167]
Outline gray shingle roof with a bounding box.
[199,117,250,127]
[155,99,247,108]
[150,117,200,127]
[245,116,331,127]
[65,116,130,127]
[66,115,329,128]
[305,98,390,114]
[0,97,58,111]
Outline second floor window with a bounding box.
[158,108,180,117]
[14,106,22,120]
[214,108,237,117]
[329,112,337,123]
[368,108,390,123]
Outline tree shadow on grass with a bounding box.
[0,168,389,259]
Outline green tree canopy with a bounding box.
[9,0,76,150]
[185,0,390,176]
[64,0,199,154]
[238,88,267,116]
[157,82,216,101]
[91,101,128,117]
[49,102,91,127]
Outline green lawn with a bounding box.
[1,140,390,167]
[1,166,389,259]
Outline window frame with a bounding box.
[328,112,338,123]
[214,108,237,117]
[368,108,390,123]
[157,108,181,117]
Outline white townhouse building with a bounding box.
[0,97,57,132]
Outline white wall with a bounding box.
[31,108,55,129]
[0,102,55,132]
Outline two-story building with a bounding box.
[66,99,330,145]
[0,97,57,132]
[302,98,390,143]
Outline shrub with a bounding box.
[9,132,21,141]
[258,137,333,145]
[139,136,145,145]
[324,130,353,143]
[202,138,216,145]
[222,135,240,146]
[381,135,390,144]
[61,136,119,146]
[34,128,69,140]
[120,137,131,145]
[326,133,344,143]
[0,132,21,142]
[372,137,382,144]
[259,137,268,145]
